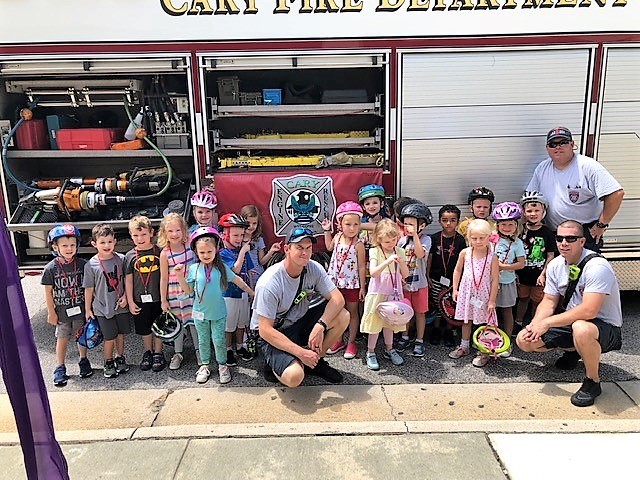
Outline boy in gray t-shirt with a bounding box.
[83,224,132,378]
[42,224,92,386]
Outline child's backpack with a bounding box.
[76,318,103,349]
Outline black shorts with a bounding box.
[540,318,622,353]
[259,305,324,377]
[133,302,162,336]
[96,313,132,341]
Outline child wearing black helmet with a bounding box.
[396,201,433,357]
[42,223,92,386]
[458,186,496,243]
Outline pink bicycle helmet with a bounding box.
[189,226,222,251]
[191,190,217,209]
[335,201,363,221]
[491,202,522,221]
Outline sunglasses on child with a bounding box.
[547,140,571,148]
[555,235,582,243]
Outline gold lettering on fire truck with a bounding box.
[160,0,629,15]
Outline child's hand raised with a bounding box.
[269,242,282,253]
[321,218,332,232]
[173,263,185,276]
[240,242,251,254]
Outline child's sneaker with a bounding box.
[140,350,153,371]
[498,345,513,358]
[383,348,404,366]
[472,353,490,368]
[236,347,254,362]
[343,342,357,359]
[114,355,130,374]
[103,360,118,378]
[366,352,380,371]
[219,365,232,384]
[169,353,184,370]
[327,340,346,354]
[53,365,68,387]
[448,346,470,359]
[195,365,210,383]
[395,337,411,352]
[78,357,93,378]
[412,341,426,357]
[152,353,166,372]
[226,349,237,367]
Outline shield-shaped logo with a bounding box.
[568,190,580,203]
[270,174,336,237]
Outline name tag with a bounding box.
[192,310,205,321]
[141,294,154,303]
[469,297,484,309]
[439,276,451,287]
[66,306,81,317]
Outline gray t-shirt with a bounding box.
[251,260,335,330]
[399,234,432,291]
[544,249,622,327]
[526,154,622,230]
[41,257,87,323]
[83,253,128,319]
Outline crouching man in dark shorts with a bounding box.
[517,220,622,407]
[251,227,349,387]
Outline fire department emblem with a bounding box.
[568,190,580,203]
[270,174,336,237]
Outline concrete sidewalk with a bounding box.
[0,381,639,479]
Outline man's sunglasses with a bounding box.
[555,235,582,243]
[547,140,571,148]
[289,227,314,241]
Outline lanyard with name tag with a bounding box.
[141,294,154,303]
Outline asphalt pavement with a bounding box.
[10,275,639,392]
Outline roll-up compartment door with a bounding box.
[597,47,640,242]
[399,48,592,210]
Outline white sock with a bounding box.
[460,339,470,349]
[236,343,243,351]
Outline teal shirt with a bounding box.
[186,263,235,320]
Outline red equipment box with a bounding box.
[15,119,49,150]
[56,128,123,150]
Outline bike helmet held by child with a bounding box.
[218,213,249,230]
[491,201,522,221]
[399,201,433,226]
[151,311,183,341]
[191,190,218,209]
[188,226,222,251]
[358,184,385,202]
[467,186,495,204]
[335,201,363,221]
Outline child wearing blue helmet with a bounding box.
[42,224,93,386]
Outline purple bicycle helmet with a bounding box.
[191,190,218,209]
[491,202,522,221]
[189,226,222,251]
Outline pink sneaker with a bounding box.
[448,346,470,359]
[343,342,357,359]
[327,340,346,355]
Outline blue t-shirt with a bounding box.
[219,247,254,298]
[494,237,526,284]
[186,262,235,320]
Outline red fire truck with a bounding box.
[1,0,639,288]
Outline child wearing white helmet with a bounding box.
[189,187,218,234]
[322,201,366,359]
[515,191,556,331]
[490,202,526,360]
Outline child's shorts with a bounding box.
[134,302,162,336]
[517,283,545,304]
[225,294,250,332]
[97,313,132,341]
[55,317,85,339]
[339,288,360,303]
[496,281,517,308]
[403,286,428,314]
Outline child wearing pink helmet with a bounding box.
[322,201,366,359]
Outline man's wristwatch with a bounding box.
[316,319,328,333]
[595,221,609,229]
